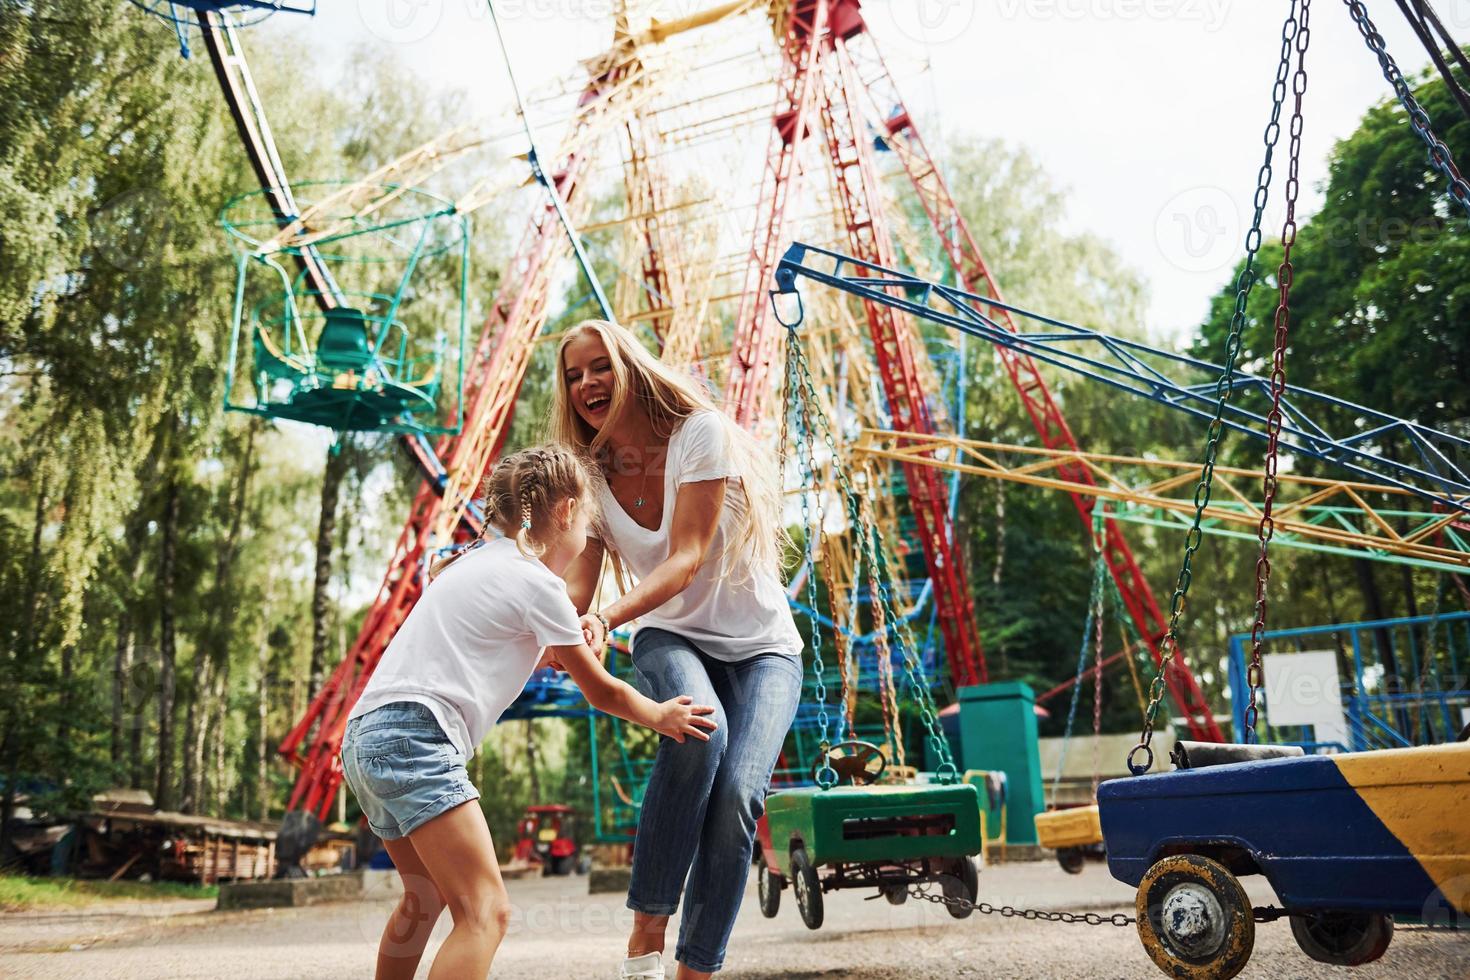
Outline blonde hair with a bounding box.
[430,445,592,579]
[548,319,786,583]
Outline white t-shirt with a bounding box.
[598,411,803,661]
[348,537,584,757]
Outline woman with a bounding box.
[552,319,803,980]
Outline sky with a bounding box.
[249,0,1458,340]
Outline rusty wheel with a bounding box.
[1135,854,1255,980]
[1290,910,1393,965]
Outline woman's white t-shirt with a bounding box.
[348,537,584,757]
[598,411,803,662]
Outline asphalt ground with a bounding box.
[2,860,1467,979]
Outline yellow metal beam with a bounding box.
[851,430,1470,571]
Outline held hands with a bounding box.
[655,695,718,743]
[579,612,608,654]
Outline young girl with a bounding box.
[340,446,717,980]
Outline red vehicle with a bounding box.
[512,804,580,876]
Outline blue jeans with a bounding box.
[626,628,803,973]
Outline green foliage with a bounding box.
[1196,63,1470,444]
[0,873,217,910]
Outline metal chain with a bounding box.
[1051,551,1106,806]
[1091,530,1106,796]
[907,883,1135,927]
[1342,0,1470,218]
[909,882,1293,927]
[787,330,836,787]
[1129,0,1302,776]
[1246,0,1313,743]
[783,318,959,780]
[864,495,905,768]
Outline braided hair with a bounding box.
[429,445,594,578]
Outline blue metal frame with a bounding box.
[773,242,1470,514]
[1226,610,1470,750]
[130,1,315,59]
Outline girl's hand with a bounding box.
[655,695,718,743]
[579,613,607,654]
[536,649,564,672]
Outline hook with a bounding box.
[769,287,804,330]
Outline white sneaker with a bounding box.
[620,951,665,979]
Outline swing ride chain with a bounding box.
[1342,0,1470,218]
[1129,0,1301,776]
[786,332,839,787]
[778,311,959,781]
[1246,0,1312,744]
[907,883,1295,928]
[1090,523,1106,793]
[1051,551,1106,804]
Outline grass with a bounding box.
[0,874,218,911]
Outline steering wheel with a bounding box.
[814,741,888,786]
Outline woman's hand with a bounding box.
[535,649,564,672]
[579,612,607,654]
[654,695,718,743]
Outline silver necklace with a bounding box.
[634,466,649,509]
[630,446,664,509]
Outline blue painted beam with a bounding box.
[774,242,1470,514]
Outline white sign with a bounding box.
[1262,650,1347,748]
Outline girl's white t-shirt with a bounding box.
[598,411,803,662]
[348,537,584,757]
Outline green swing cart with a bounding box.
[753,307,984,930]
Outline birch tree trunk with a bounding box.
[154,473,181,811]
[308,443,350,706]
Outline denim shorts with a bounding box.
[340,701,480,840]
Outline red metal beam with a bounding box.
[831,8,1222,740]
[814,24,985,688]
[724,0,829,425]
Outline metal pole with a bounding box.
[485,0,613,321]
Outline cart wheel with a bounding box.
[790,846,824,930]
[1135,854,1254,980]
[1290,910,1394,966]
[939,856,980,920]
[1057,847,1086,875]
[756,853,782,919]
[882,886,908,906]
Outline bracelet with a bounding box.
[593,611,611,635]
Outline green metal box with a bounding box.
[764,783,984,871]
